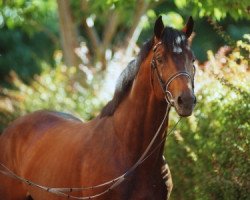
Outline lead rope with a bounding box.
[0,104,180,199]
[139,117,182,164]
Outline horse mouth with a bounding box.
[174,104,195,117]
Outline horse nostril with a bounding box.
[177,94,196,107]
[177,96,183,106]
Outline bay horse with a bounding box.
[0,16,196,200]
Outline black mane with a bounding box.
[100,27,187,117]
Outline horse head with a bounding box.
[151,16,196,116]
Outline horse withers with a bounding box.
[0,16,196,200]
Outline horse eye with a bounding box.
[157,58,163,64]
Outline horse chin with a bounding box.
[174,105,194,117]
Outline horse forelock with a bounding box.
[161,27,187,54]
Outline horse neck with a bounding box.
[113,53,169,164]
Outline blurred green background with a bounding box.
[0,0,249,199]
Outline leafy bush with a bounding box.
[0,28,56,85]
[0,59,103,132]
[0,0,58,85]
[166,35,250,200]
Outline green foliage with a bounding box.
[72,0,138,22]
[174,0,250,21]
[0,27,56,84]
[0,0,58,33]
[0,0,58,85]
[0,60,103,131]
[166,36,250,200]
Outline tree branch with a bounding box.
[102,10,120,49]
[57,0,80,67]
[81,0,100,50]
[125,0,150,49]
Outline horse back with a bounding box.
[0,110,84,171]
[0,110,123,199]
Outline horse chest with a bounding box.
[131,177,167,200]
[122,184,166,200]
[109,171,167,200]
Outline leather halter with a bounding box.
[151,41,194,105]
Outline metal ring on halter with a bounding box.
[164,72,192,105]
[164,91,174,105]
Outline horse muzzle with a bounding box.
[174,92,196,117]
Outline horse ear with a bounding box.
[182,16,194,38]
[154,16,164,39]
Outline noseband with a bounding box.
[151,41,194,105]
